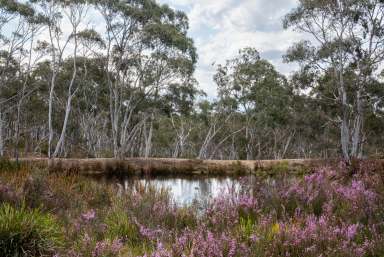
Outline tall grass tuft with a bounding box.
[0,203,64,257]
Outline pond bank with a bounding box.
[14,158,340,175]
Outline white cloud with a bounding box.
[158,0,303,98]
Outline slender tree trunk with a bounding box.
[14,97,22,162]
[171,117,191,158]
[198,126,214,159]
[14,35,34,162]
[281,130,295,159]
[351,88,363,158]
[144,118,153,158]
[246,125,253,160]
[0,110,4,157]
[53,8,81,158]
[112,87,120,158]
[339,72,350,162]
[229,136,236,160]
[48,23,58,159]
[53,94,74,157]
[172,126,181,158]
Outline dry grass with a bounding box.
[15,157,383,176]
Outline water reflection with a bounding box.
[96,175,255,206]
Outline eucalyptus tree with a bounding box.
[35,0,90,158]
[13,16,48,162]
[0,0,41,157]
[284,0,384,161]
[73,57,109,157]
[96,0,197,158]
[196,99,241,160]
[63,28,108,157]
[51,1,89,157]
[215,48,292,160]
[162,80,203,158]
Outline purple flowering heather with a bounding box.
[82,210,96,222]
[92,241,108,257]
[138,223,164,241]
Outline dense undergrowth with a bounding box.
[1,160,384,256]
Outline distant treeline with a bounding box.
[0,0,383,161]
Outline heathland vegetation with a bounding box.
[1,161,384,256]
[1,0,384,257]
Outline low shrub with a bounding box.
[0,158,21,172]
[0,203,64,257]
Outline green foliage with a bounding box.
[0,158,20,172]
[0,0,35,17]
[77,29,105,48]
[216,47,292,127]
[0,203,64,257]
[238,216,256,240]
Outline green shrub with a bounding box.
[0,203,64,257]
[0,158,20,172]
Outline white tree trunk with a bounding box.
[338,68,351,162]
[0,110,4,157]
[51,5,82,158]
[15,33,35,162]
[351,88,363,158]
[47,20,58,159]
[144,118,153,158]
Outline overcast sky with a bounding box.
[157,0,303,97]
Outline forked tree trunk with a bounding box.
[52,6,82,158]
